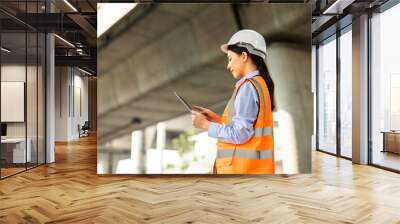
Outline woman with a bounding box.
[191,29,276,174]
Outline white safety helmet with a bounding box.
[221,29,267,59]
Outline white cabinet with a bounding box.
[1,138,32,163]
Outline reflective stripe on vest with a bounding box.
[254,126,272,137]
[217,149,273,159]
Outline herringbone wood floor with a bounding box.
[0,135,400,224]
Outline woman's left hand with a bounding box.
[192,111,211,130]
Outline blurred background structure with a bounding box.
[97,3,312,174]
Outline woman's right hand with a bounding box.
[192,105,222,124]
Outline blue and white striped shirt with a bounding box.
[208,70,260,144]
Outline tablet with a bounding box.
[174,91,192,112]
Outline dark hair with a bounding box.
[227,45,276,111]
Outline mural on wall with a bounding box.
[97,3,312,174]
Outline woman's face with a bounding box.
[226,50,246,79]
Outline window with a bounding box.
[370,2,400,171]
[0,1,47,179]
[339,27,352,158]
[317,35,337,154]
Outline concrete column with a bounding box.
[45,0,55,163]
[131,130,141,173]
[141,129,146,174]
[267,43,312,174]
[131,129,146,173]
[46,33,55,163]
[312,45,317,151]
[156,122,166,173]
[352,14,369,164]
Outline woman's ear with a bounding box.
[241,52,248,62]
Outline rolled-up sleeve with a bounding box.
[207,81,259,144]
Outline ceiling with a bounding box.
[0,0,97,74]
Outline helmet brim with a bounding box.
[220,43,228,54]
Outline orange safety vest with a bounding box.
[214,75,275,174]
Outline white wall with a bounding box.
[55,67,89,141]
[73,73,89,137]
[1,65,26,131]
[1,82,25,122]
[55,67,68,141]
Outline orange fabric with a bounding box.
[215,75,275,174]
[215,157,275,174]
